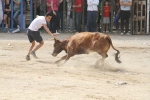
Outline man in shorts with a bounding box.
[26,12,57,60]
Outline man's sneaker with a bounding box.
[5,24,8,28]
[30,51,38,58]
[126,32,131,35]
[120,32,124,36]
[26,55,30,60]
[12,28,20,33]
[17,25,20,29]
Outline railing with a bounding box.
[0,0,149,34]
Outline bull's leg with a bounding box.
[95,52,108,67]
[54,55,67,64]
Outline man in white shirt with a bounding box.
[120,0,132,35]
[26,12,57,60]
[0,0,4,25]
[86,0,99,32]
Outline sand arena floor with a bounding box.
[0,32,150,100]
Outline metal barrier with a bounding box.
[1,0,149,34]
[131,0,147,34]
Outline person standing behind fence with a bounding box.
[66,0,73,32]
[50,0,60,33]
[103,1,110,33]
[120,0,132,36]
[86,0,99,32]
[12,0,28,33]
[46,0,52,30]
[114,0,120,33]
[3,0,11,28]
[73,0,83,33]
[0,0,4,25]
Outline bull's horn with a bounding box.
[48,38,55,40]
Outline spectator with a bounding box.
[73,0,83,32]
[50,0,60,33]
[120,0,132,35]
[3,0,11,28]
[86,0,99,32]
[12,0,28,33]
[46,0,52,30]
[97,0,101,32]
[114,0,120,33]
[39,0,45,16]
[66,0,73,32]
[58,0,67,32]
[0,0,4,25]
[84,0,87,31]
[103,0,110,33]
[46,0,52,12]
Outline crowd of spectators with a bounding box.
[0,0,149,35]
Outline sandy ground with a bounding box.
[0,32,150,100]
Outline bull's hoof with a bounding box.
[94,63,104,68]
[57,64,60,67]
[54,60,60,64]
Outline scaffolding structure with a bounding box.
[132,0,147,34]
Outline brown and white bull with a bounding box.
[52,32,121,66]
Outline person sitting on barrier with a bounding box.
[3,0,11,28]
[12,0,27,33]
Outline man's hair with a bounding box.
[45,12,53,17]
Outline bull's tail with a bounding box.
[107,36,121,63]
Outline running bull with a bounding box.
[52,32,121,66]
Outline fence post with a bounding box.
[30,0,33,22]
[1,1,4,28]
[20,0,24,30]
[72,0,75,32]
[130,0,133,35]
[34,0,37,19]
[82,0,84,31]
[11,0,14,29]
[110,0,114,33]
[62,0,66,32]
[44,0,46,15]
[101,0,104,32]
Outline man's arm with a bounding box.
[51,0,56,15]
[120,0,132,6]
[87,0,99,6]
[73,4,81,8]
[43,24,57,36]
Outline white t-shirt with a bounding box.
[120,0,131,11]
[28,16,47,31]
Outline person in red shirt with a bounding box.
[103,1,110,33]
[73,0,83,32]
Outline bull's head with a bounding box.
[52,38,63,57]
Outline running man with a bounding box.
[26,12,57,60]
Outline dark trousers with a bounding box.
[58,11,63,31]
[13,10,20,26]
[49,10,59,33]
[86,11,98,32]
[75,12,82,32]
[114,13,121,30]
[120,10,130,33]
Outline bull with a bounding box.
[52,32,121,66]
